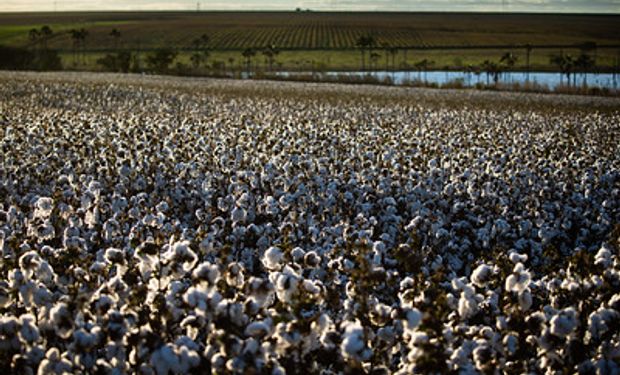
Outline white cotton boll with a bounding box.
[505,263,531,293]
[104,248,125,264]
[290,247,306,262]
[231,206,247,224]
[503,334,518,356]
[587,308,619,340]
[192,262,220,285]
[471,264,493,288]
[33,197,54,219]
[409,331,429,346]
[594,244,612,268]
[262,247,284,270]
[403,308,422,332]
[550,308,578,337]
[341,320,370,362]
[19,314,39,343]
[37,260,55,285]
[518,288,533,311]
[166,241,198,272]
[458,292,479,320]
[302,279,321,295]
[50,302,73,339]
[509,252,528,264]
[150,344,179,375]
[245,320,271,338]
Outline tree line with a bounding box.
[0,26,607,87]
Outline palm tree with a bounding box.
[482,60,500,85]
[69,29,80,65]
[500,52,517,83]
[40,26,53,50]
[550,53,575,87]
[524,44,533,82]
[263,45,279,72]
[191,33,210,70]
[575,53,595,87]
[370,52,381,73]
[28,28,40,49]
[110,28,121,51]
[356,35,375,72]
[414,59,433,82]
[78,28,88,65]
[242,48,256,76]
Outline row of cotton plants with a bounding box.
[0,73,619,374]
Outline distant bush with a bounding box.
[0,45,61,71]
[146,49,177,74]
[0,45,34,70]
[96,52,132,73]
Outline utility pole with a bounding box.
[197,2,200,12]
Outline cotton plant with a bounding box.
[0,72,619,373]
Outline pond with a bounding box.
[273,70,619,90]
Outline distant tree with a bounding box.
[575,53,595,86]
[28,28,40,48]
[370,52,381,72]
[97,51,132,73]
[481,60,501,85]
[242,48,256,76]
[356,35,375,72]
[40,25,53,49]
[389,47,398,72]
[550,53,575,86]
[499,52,517,83]
[110,28,121,50]
[414,59,433,82]
[500,52,517,70]
[191,34,210,70]
[69,28,88,65]
[524,44,533,82]
[262,45,279,72]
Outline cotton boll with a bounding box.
[471,264,493,288]
[18,314,39,343]
[403,308,422,333]
[509,252,528,264]
[262,247,284,270]
[550,308,578,338]
[594,244,613,268]
[50,302,74,339]
[245,320,272,338]
[340,320,371,362]
[33,197,54,219]
[192,262,220,285]
[518,288,533,311]
[503,334,518,356]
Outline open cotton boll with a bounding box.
[509,252,528,264]
[340,320,371,362]
[19,314,40,343]
[33,197,54,219]
[471,264,493,288]
[550,307,578,338]
[50,302,74,339]
[403,308,422,333]
[192,262,220,285]
[594,244,613,268]
[262,247,284,270]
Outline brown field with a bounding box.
[1,12,619,50]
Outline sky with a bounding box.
[1,0,619,13]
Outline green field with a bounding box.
[1,11,619,71]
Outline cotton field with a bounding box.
[0,72,619,374]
